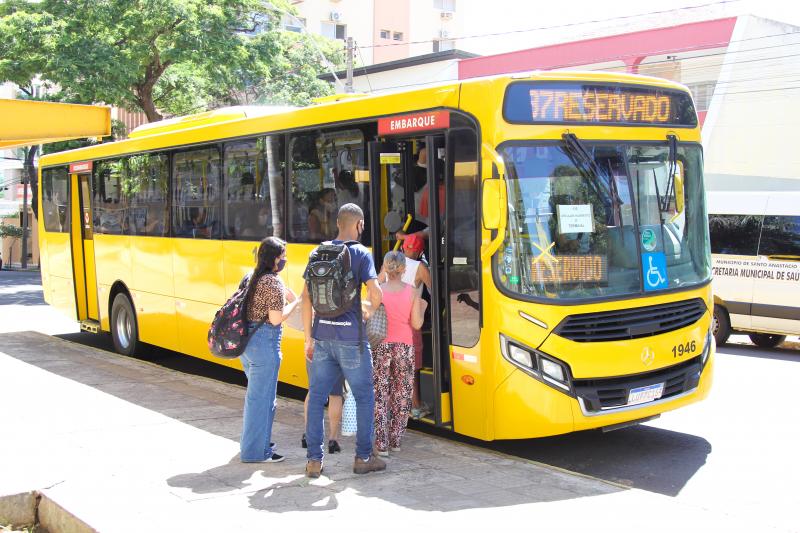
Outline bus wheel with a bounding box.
[111,293,139,356]
[712,305,730,346]
[748,333,786,349]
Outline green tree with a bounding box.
[0,0,338,122]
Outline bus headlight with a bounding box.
[509,344,536,370]
[541,357,566,384]
[500,334,572,393]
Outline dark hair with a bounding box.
[337,169,358,195]
[246,236,285,300]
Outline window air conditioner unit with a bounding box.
[330,11,342,22]
[440,11,454,21]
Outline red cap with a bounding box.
[403,234,425,254]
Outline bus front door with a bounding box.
[369,136,453,428]
[71,170,100,328]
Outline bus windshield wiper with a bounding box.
[561,133,622,219]
[661,134,678,212]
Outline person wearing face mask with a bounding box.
[239,236,300,463]
[301,203,384,478]
[308,188,338,241]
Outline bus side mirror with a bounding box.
[482,178,503,230]
[674,161,685,214]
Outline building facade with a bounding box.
[457,15,800,192]
[285,0,465,66]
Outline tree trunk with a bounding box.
[138,88,163,122]
[24,146,38,219]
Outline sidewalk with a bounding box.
[0,331,782,532]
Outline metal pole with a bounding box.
[345,37,354,93]
[21,151,29,270]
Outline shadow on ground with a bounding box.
[719,342,800,363]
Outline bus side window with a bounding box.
[172,147,222,239]
[288,132,321,243]
[42,166,70,233]
[448,127,481,348]
[93,159,127,235]
[127,153,169,237]
[223,136,284,241]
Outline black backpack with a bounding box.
[303,241,360,318]
[207,274,260,359]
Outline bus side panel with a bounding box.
[493,369,575,439]
[45,232,77,319]
[276,243,316,389]
[173,239,225,362]
[450,341,489,440]
[93,234,132,331]
[131,237,179,352]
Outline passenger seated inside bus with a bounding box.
[308,188,338,241]
[179,207,212,238]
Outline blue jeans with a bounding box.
[240,322,282,462]
[307,340,374,461]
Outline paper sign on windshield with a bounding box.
[557,204,593,234]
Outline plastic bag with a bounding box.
[341,383,357,436]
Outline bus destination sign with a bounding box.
[504,82,697,127]
[533,254,608,284]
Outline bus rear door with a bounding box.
[70,163,100,330]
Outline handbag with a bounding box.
[365,303,388,347]
[340,382,358,437]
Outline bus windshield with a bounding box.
[495,141,710,301]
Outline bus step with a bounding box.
[80,320,101,334]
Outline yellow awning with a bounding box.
[0,99,111,150]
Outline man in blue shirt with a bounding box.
[301,203,384,478]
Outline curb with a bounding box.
[0,491,96,533]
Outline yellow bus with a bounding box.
[37,71,713,440]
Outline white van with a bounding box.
[708,191,800,348]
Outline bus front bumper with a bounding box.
[492,341,714,439]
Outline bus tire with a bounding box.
[111,293,139,356]
[748,333,785,349]
[712,304,731,346]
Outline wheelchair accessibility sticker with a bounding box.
[642,252,668,291]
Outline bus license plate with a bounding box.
[627,383,665,405]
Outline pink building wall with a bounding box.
[373,0,410,64]
[458,17,737,78]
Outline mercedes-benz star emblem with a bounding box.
[641,347,655,366]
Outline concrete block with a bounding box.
[38,495,97,533]
[0,491,36,529]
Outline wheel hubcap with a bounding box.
[116,307,131,348]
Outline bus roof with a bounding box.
[39,71,695,168]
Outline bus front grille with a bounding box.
[553,298,706,342]
[573,356,702,412]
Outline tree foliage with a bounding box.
[0,0,341,121]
